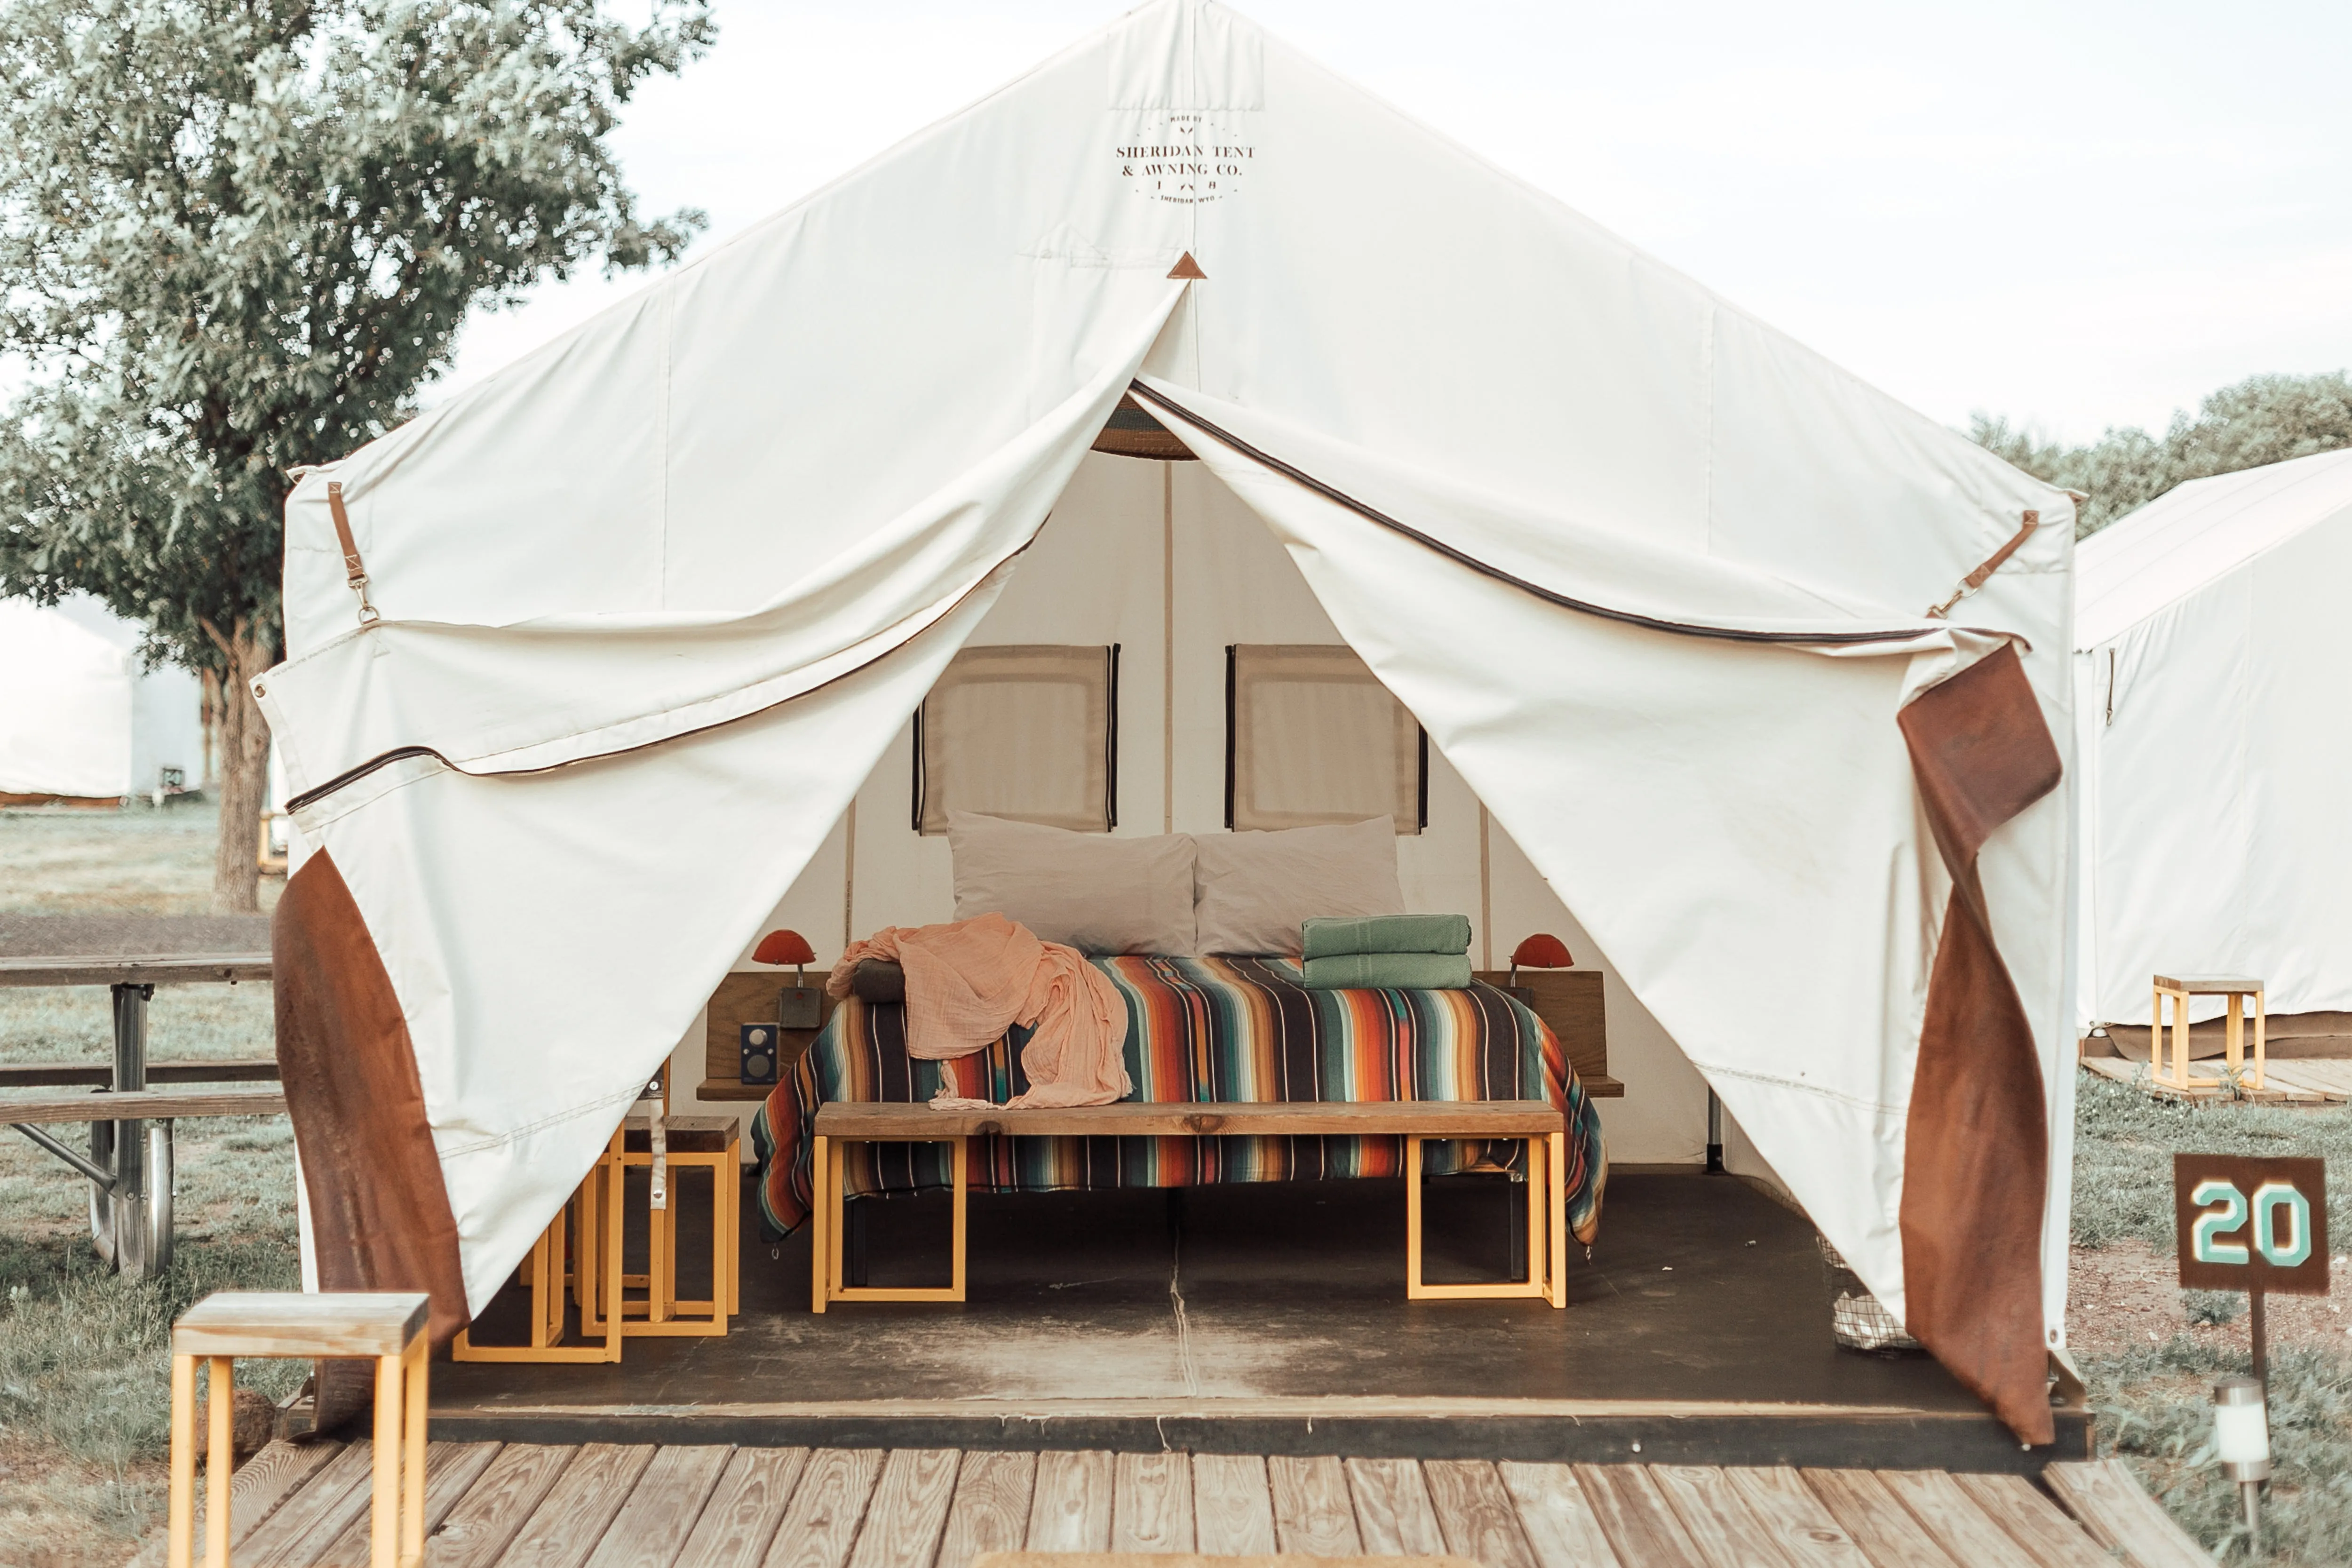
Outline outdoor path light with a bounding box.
[2212,1375,2271,1544]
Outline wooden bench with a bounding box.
[809,1098,1570,1313]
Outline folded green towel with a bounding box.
[1299,952,1475,990]
[1300,913,1472,960]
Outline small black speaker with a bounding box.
[739,1023,779,1086]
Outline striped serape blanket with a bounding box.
[751,954,1605,1244]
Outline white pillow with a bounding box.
[1192,817,1406,956]
[948,811,1196,955]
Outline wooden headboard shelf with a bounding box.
[699,971,837,1102]
[1475,968,1619,1097]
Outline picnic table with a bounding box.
[0,915,281,1281]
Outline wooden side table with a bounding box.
[592,1114,742,1337]
[451,1126,624,1363]
[2153,974,2266,1091]
[168,1291,429,1568]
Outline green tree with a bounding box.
[1972,371,2352,538]
[0,0,712,908]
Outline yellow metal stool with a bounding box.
[2153,973,2266,1092]
[451,1125,625,1363]
[167,1290,429,1568]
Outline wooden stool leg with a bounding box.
[1405,1135,1425,1297]
[205,1356,234,1568]
[1522,1137,1544,1290]
[950,1136,969,1301]
[1547,1130,1569,1310]
[2226,994,2244,1078]
[2253,989,2267,1091]
[810,1134,830,1314]
[372,1351,402,1568]
[727,1145,741,1318]
[167,1353,198,1568]
[401,1333,428,1567]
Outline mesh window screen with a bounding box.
[914,645,1117,835]
[1226,644,1424,834]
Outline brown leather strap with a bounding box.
[1928,510,2039,617]
[325,482,380,624]
[326,482,365,586]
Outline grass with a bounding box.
[2073,1069,2352,1564]
[0,800,279,919]
[1,803,297,1564]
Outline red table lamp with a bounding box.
[753,928,815,988]
[1509,933,1573,988]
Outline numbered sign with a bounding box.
[2175,1154,2329,1294]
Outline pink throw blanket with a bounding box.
[825,914,1133,1109]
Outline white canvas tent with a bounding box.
[257,0,2075,1439]
[0,595,203,802]
[2074,448,2352,1034]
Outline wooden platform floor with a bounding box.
[434,1173,2085,1472]
[175,1441,2209,1568]
[2081,1053,2352,1104]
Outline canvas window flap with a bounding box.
[918,645,1113,834]
[1229,643,1418,832]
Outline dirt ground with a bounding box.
[2069,1238,2352,1359]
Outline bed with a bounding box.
[750,953,1607,1246]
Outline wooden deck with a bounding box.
[2081,1054,2352,1105]
[167,1441,2212,1568]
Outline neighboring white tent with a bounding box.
[2074,448,2352,1032]
[0,596,203,802]
[257,0,2074,1439]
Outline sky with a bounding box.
[437,0,2352,446]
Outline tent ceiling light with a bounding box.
[1092,393,1196,461]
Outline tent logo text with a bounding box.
[1116,113,1254,206]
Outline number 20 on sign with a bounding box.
[2174,1154,2329,1294]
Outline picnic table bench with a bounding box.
[0,915,278,1279]
[810,1098,1570,1313]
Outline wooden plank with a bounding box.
[0,1058,278,1088]
[1346,1458,1446,1557]
[1568,1466,1705,1568]
[1189,1454,1278,1557]
[1495,1461,1620,1568]
[1422,1459,1540,1568]
[2043,1461,2215,1568]
[1799,1471,1958,1568]
[1953,1474,2118,1568]
[1268,1456,1361,1557]
[675,1448,812,1568]
[937,1451,1037,1568]
[501,1442,659,1568]
[431,1444,584,1568]
[0,953,271,987]
[177,1439,343,1560]
[237,1440,379,1568]
[584,1444,736,1568]
[311,1441,501,1566]
[847,1449,962,1568]
[1720,1469,1870,1568]
[763,1448,886,1568]
[814,1099,1563,1140]
[5,1087,288,1125]
[1112,1452,1195,1553]
[308,1439,501,1561]
[1027,1451,1115,1553]
[1876,1471,2037,1568]
[1648,1465,1790,1568]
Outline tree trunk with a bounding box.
[212,621,274,914]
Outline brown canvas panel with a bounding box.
[1897,644,2064,1445]
[275,851,467,1429]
